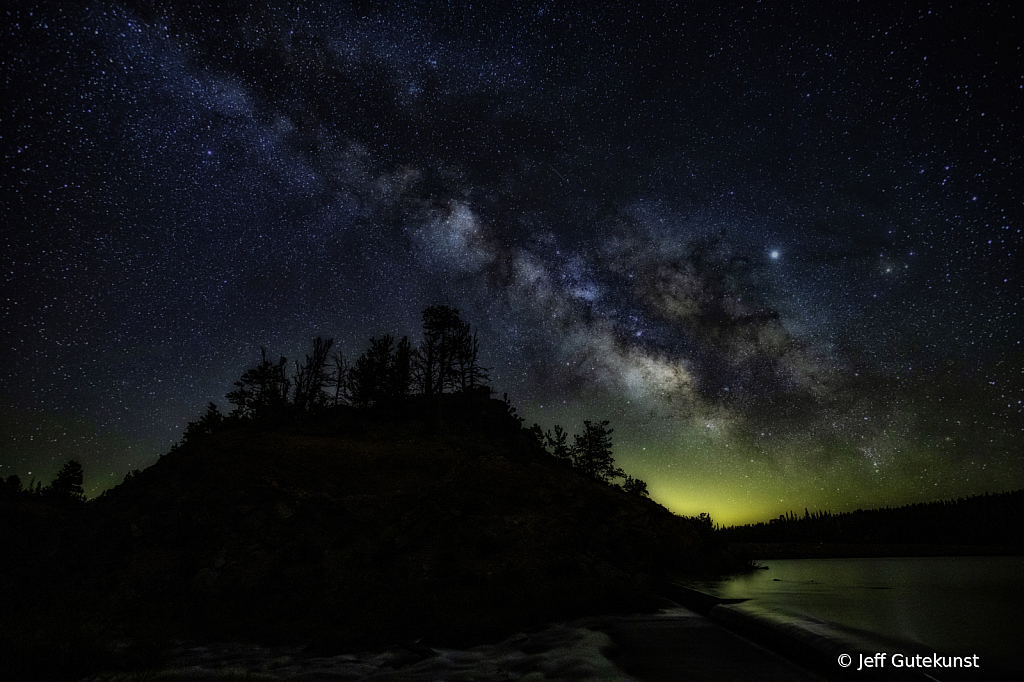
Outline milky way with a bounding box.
[3,2,1021,522]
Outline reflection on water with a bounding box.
[694,556,1024,675]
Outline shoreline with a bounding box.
[727,542,1024,560]
[661,582,1023,681]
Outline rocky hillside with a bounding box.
[4,392,737,679]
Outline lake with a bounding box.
[692,556,1024,677]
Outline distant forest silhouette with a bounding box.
[1,305,649,502]
[717,489,1024,547]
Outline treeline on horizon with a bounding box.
[1,305,649,503]
[717,489,1024,547]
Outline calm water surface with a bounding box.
[694,556,1024,675]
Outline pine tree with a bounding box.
[414,305,461,395]
[179,402,225,445]
[412,305,488,395]
[43,460,86,504]
[226,348,291,420]
[348,335,412,407]
[572,420,623,484]
[622,475,650,497]
[545,425,572,462]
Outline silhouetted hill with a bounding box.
[2,392,737,680]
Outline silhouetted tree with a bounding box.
[413,305,488,395]
[2,474,23,495]
[414,305,458,395]
[528,423,546,449]
[329,350,349,407]
[454,328,489,391]
[349,335,391,407]
[621,475,649,498]
[42,460,86,504]
[226,348,291,420]
[177,402,225,447]
[389,336,412,399]
[293,337,334,413]
[502,392,525,425]
[348,335,411,407]
[545,424,572,463]
[572,420,623,484]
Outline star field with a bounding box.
[3,1,1022,524]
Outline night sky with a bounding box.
[3,1,1022,525]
